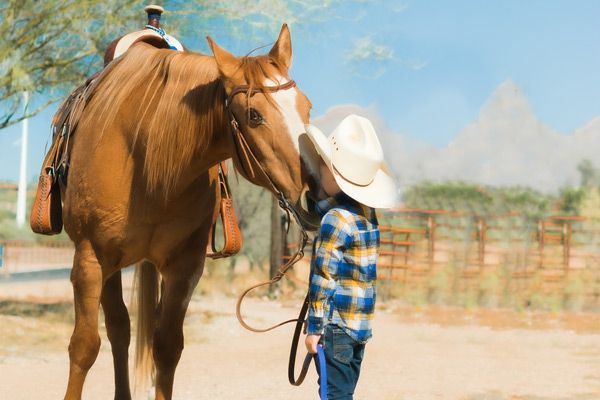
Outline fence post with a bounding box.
[538,220,545,269]
[427,216,436,269]
[563,222,571,274]
[478,218,486,271]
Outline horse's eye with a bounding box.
[248,108,264,127]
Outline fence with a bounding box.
[3,210,600,311]
[0,240,75,275]
[375,209,600,310]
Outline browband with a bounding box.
[226,80,296,107]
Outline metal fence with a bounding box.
[376,209,600,309]
[0,240,75,275]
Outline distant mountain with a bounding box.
[313,80,600,193]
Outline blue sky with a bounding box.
[2,0,600,182]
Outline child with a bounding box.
[303,114,398,399]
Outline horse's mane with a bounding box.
[85,42,284,198]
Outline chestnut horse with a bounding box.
[60,24,319,399]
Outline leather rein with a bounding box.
[225,80,314,386]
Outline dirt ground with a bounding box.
[1,277,600,399]
[0,273,600,400]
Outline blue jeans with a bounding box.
[315,324,365,399]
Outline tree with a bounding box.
[559,187,585,215]
[0,0,149,129]
[580,188,600,221]
[577,159,598,188]
[1,0,366,129]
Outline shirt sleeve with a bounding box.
[307,210,353,335]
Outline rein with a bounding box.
[225,80,315,386]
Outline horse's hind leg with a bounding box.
[64,240,103,400]
[101,270,132,400]
[154,247,205,400]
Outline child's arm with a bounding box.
[306,210,353,339]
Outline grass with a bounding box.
[0,300,74,322]
[0,300,75,356]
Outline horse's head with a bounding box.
[208,24,321,230]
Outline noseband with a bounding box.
[224,80,316,386]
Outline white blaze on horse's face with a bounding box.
[265,77,306,153]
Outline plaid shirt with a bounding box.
[307,192,380,343]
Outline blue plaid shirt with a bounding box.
[307,192,380,343]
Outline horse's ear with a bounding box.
[207,36,238,79]
[269,24,292,71]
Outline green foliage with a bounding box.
[577,159,600,187]
[1,0,148,128]
[1,0,369,128]
[403,181,553,219]
[559,187,586,214]
[580,187,600,221]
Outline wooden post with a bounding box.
[478,218,486,271]
[563,222,571,273]
[427,216,436,269]
[269,197,285,296]
[538,220,545,270]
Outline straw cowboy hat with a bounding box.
[305,114,399,209]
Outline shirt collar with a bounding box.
[316,191,362,218]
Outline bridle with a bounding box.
[224,79,306,238]
[224,79,315,386]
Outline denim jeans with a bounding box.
[315,324,365,399]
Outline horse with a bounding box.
[59,24,320,400]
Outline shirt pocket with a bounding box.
[350,228,379,282]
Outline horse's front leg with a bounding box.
[153,241,206,400]
[64,240,103,400]
[101,270,132,400]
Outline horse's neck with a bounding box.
[179,77,232,175]
[133,56,233,195]
[169,57,232,172]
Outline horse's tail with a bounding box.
[133,260,159,398]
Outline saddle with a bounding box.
[31,82,242,257]
[30,76,100,235]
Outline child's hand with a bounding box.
[305,334,321,354]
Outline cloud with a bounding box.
[312,80,600,193]
[346,36,395,62]
[345,35,426,78]
[390,2,408,13]
[400,59,428,71]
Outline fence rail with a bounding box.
[376,209,600,309]
[286,209,600,310]
[0,240,74,275]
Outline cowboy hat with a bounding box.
[304,114,399,209]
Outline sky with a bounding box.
[2,0,600,184]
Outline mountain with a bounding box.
[314,80,600,193]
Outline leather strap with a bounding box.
[225,79,316,388]
[288,294,311,385]
[206,161,243,259]
[226,80,296,108]
[227,81,310,330]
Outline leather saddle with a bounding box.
[30,35,243,258]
